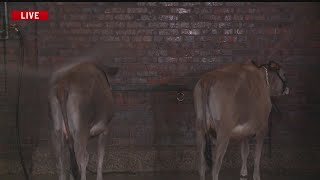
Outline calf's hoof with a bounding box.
[253,174,261,180]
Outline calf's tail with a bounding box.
[200,79,214,170]
[56,83,80,180]
[204,133,213,169]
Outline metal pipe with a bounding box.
[4,2,8,39]
[0,3,29,179]
[1,2,9,40]
[111,84,192,92]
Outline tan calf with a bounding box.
[193,61,289,180]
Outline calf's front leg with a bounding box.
[253,132,266,180]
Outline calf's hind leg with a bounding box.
[51,129,67,180]
[96,130,108,180]
[212,132,230,180]
[196,129,206,180]
[240,137,250,178]
[72,137,89,180]
[67,95,89,180]
[90,118,109,180]
[49,96,67,180]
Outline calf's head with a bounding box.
[266,61,289,96]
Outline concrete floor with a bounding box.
[2,170,319,180]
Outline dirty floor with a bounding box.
[1,170,319,180]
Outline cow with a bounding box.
[193,61,289,180]
[48,61,118,180]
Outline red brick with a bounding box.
[68,14,88,20]
[159,2,179,7]
[205,2,224,6]
[115,29,137,35]
[114,14,135,21]
[233,14,244,21]
[96,14,114,20]
[137,2,157,6]
[104,7,126,14]
[224,29,233,35]
[105,22,126,28]
[158,57,178,63]
[82,22,104,28]
[127,8,148,14]
[193,7,212,14]
[225,2,251,6]
[159,29,179,36]
[165,36,183,42]
[224,15,233,21]
[169,22,190,28]
[213,8,234,14]
[139,15,157,21]
[131,36,152,42]
[181,2,201,7]
[127,22,146,28]
[235,28,245,35]
[159,15,179,21]
[218,22,232,28]
[170,8,191,14]
[100,29,114,35]
[137,29,155,35]
[60,22,81,28]
[148,22,169,28]
[184,36,195,42]
[181,29,201,36]
[153,36,164,42]
[203,15,223,21]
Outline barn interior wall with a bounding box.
[0,2,319,174]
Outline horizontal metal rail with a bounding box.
[111,84,193,92]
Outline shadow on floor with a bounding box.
[2,169,319,180]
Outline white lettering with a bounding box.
[20,11,40,20]
[29,12,34,19]
[34,12,39,19]
[20,12,26,19]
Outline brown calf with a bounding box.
[48,62,118,180]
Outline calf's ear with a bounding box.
[106,67,119,76]
[269,61,280,71]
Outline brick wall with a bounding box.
[0,2,319,174]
